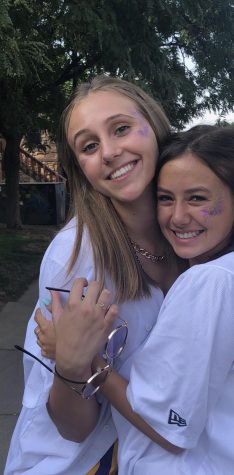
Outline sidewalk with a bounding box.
[0,280,38,473]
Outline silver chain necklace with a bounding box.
[131,240,166,263]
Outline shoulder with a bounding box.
[171,252,234,293]
[202,251,234,275]
[45,218,77,257]
[162,252,234,317]
[42,218,91,266]
[39,218,93,284]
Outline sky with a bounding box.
[182,56,234,129]
[186,111,234,129]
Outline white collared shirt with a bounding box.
[120,252,234,475]
[4,218,164,475]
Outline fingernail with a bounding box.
[41,297,51,306]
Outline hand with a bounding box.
[52,278,118,381]
[34,309,56,359]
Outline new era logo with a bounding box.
[168,409,187,427]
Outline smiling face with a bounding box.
[157,152,234,265]
[67,90,158,207]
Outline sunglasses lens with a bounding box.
[105,325,128,360]
[82,366,111,399]
[81,382,99,400]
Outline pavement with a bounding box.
[0,280,38,473]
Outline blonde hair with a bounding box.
[58,75,171,301]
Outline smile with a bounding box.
[173,230,204,239]
[109,161,137,180]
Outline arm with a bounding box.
[33,294,100,440]
[93,355,183,454]
[34,301,181,450]
[124,264,234,452]
[46,278,118,442]
[37,282,182,449]
[48,369,98,442]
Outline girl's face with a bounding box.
[67,90,158,206]
[157,152,234,265]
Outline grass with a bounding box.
[0,225,58,308]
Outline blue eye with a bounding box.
[82,142,98,153]
[116,125,130,135]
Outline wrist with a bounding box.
[55,363,92,383]
[55,366,90,385]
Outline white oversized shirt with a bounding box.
[121,252,234,475]
[4,218,164,475]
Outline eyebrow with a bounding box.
[157,186,211,194]
[72,113,134,148]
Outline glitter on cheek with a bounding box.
[137,124,150,136]
[201,209,210,217]
[201,198,223,217]
[131,110,150,137]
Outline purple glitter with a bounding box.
[201,199,223,217]
[131,110,150,137]
[137,124,149,136]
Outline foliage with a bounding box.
[216,118,234,127]
[0,0,233,227]
[0,0,233,134]
[0,0,64,141]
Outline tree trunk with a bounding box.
[4,134,22,228]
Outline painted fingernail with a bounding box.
[41,297,51,306]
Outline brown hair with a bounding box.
[58,75,171,301]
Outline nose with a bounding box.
[171,202,191,228]
[101,137,122,164]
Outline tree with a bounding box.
[0,0,74,227]
[0,0,233,227]
[0,0,60,227]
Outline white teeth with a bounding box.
[175,231,202,239]
[110,162,135,180]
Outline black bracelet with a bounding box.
[14,345,87,395]
[54,365,86,385]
